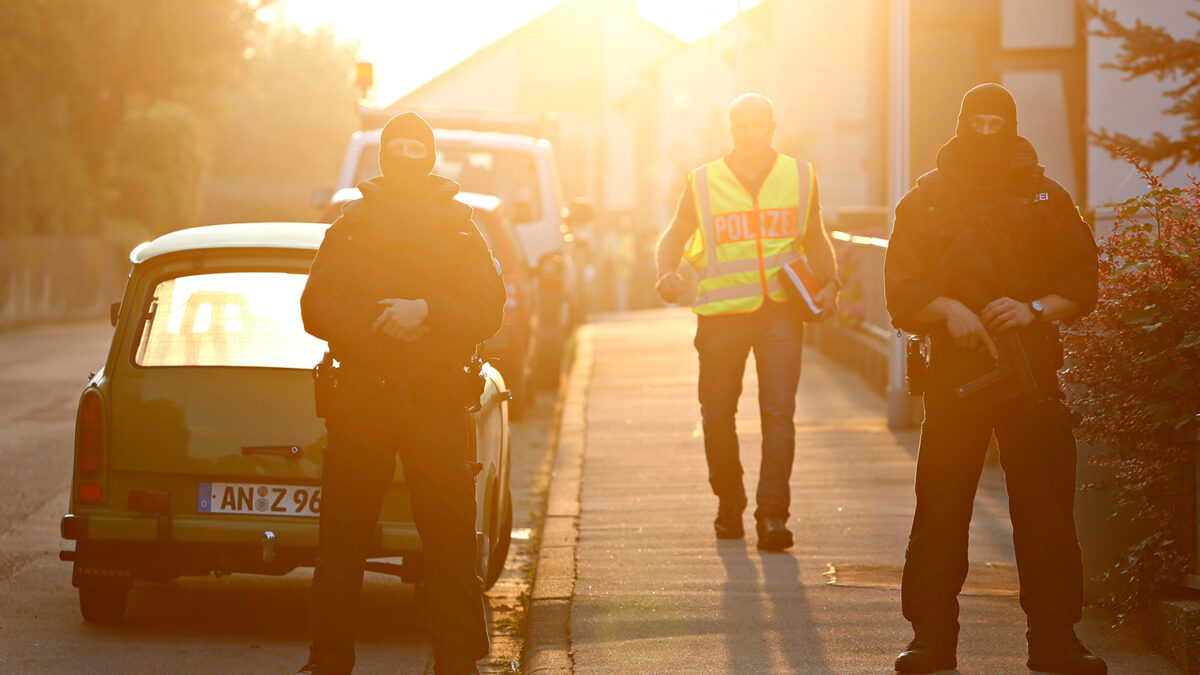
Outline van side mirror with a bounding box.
[563,197,594,227]
[110,302,121,327]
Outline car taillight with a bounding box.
[77,392,104,475]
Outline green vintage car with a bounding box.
[59,222,513,622]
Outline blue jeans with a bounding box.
[694,301,804,520]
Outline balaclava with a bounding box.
[379,112,436,189]
[955,83,1018,182]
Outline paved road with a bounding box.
[0,320,553,674]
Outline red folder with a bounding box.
[781,256,825,321]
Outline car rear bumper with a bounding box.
[61,512,422,553]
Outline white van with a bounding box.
[328,128,592,386]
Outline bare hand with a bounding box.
[981,297,1036,334]
[372,298,429,342]
[942,299,999,361]
[656,272,683,304]
[813,282,839,322]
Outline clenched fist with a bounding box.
[656,272,683,304]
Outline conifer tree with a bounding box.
[1086,2,1200,170]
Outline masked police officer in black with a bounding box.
[885,84,1105,674]
[298,112,505,675]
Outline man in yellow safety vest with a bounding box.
[654,93,840,551]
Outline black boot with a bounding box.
[755,517,794,551]
[1027,626,1107,675]
[894,627,956,674]
[714,498,745,539]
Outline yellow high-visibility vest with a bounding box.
[683,154,815,316]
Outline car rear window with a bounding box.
[134,272,326,369]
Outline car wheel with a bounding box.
[484,491,513,591]
[79,585,128,623]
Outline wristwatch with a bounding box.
[1029,299,1045,321]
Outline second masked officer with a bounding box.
[299,112,505,675]
[885,84,1103,675]
[655,93,841,551]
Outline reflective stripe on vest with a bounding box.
[684,154,815,316]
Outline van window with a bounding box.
[436,148,542,224]
[354,142,542,225]
[135,272,326,369]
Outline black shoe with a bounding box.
[1027,636,1107,675]
[714,498,745,539]
[755,517,793,551]
[894,638,956,673]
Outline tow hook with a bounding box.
[262,531,276,563]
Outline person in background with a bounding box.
[654,93,840,552]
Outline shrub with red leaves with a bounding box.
[1062,146,1200,619]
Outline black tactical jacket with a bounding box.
[885,136,1099,337]
[301,175,506,373]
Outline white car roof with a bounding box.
[132,192,508,264]
[130,222,330,263]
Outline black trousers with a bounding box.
[308,384,488,674]
[901,376,1084,638]
[694,301,804,520]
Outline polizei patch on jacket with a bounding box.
[714,207,800,245]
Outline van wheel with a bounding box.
[79,585,128,622]
[484,493,513,591]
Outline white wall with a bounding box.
[602,12,678,212]
[651,29,738,229]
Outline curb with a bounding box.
[520,325,592,674]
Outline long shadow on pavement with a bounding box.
[718,542,832,673]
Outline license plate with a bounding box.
[197,482,321,518]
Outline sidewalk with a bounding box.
[524,308,1176,674]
